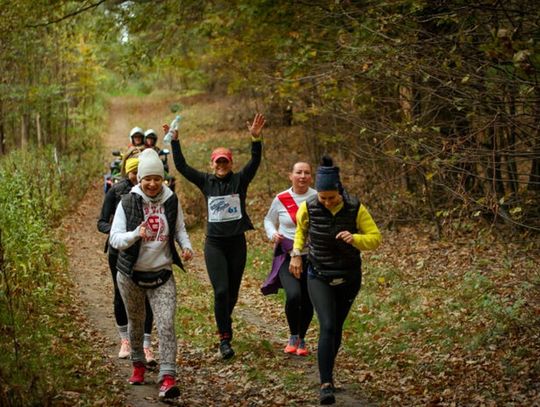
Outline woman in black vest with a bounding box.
[110,148,193,401]
[289,156,382,405]
[170,113,265,359]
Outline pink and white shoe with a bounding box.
[118,339,130,359]
[144,346,157,367]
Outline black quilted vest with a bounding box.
[116,192,183,277]
[307,193,361,277]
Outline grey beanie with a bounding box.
[137,148,164,181]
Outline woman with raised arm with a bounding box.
[170,113,265,359]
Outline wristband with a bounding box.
[290,249,302,258]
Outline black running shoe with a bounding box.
[219,339,235,360]
[319,383,335,405]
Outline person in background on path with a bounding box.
[110,148,193,401]
[144,129,161,153]
[97,157,157,365]
[262,161,317,356]
[121,127,146,176]
[127,126,145,148]
[289,155,381,405]
[169,113,266,360]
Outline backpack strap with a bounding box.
[277,191,298,224]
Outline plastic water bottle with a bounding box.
[163,115,181,145]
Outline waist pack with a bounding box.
[131,269,172,289]
[308,264,357,286]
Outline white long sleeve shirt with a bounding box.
[110,184,192,272]
[264,187,317,241]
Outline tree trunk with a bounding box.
[36,112,42,148]
[528,129,540,191]
[505,91,519,197]
[0,99,4,155]
[20,114,29,150]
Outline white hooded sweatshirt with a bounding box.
[110,184,192,273]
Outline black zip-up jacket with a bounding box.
[97,178,133,252]
[306,193,362,277]
[171,139,261,237]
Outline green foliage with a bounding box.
[0,132,117,405]
[103,0,540,232]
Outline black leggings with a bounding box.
[109,248,153,334]
[278,255,313,339]
[308,271,361,384]
[204,234,247,339]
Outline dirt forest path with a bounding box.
[62,96,370,406]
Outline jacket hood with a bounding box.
[131,184,173,204]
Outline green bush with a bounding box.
[0,145,118,406]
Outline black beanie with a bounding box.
[315,156,341,191]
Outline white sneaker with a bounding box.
[118,339,131,359]
[144,346,157,366]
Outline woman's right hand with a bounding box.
[289,256,302,279]
[139,225,147,239]
[272,233,284,244]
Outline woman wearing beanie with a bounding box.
[289,155,381,405]
[170,113,265,359]
[262,161,317,356]
[97,157,156,365]
[110,148,194,401]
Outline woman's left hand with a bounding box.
[182,248,193,261]
[246,113,266,137]
[336,230,354,245]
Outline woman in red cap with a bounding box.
[170,113,265,359]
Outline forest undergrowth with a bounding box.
[170,93,540,406]
[1,92,539,406]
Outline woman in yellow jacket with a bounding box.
[289,155,381,405]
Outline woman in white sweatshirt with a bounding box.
[262,162,317,356]
[110,148,193,401]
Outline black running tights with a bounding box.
[278,255,313,339]
[204,234,247,339]
[307,272,361,384]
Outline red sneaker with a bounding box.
[159,375,180,399]
[296,340,309,356]
[284,337,300,354]
[128,361,145,385]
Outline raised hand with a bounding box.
[163,123,178,141]
[246,113,266,137]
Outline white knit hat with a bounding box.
[137,148,164,181]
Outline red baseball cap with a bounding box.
[211,147,233,163]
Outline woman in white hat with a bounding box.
[110,148,193,401]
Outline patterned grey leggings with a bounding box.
[117,272,177,382]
